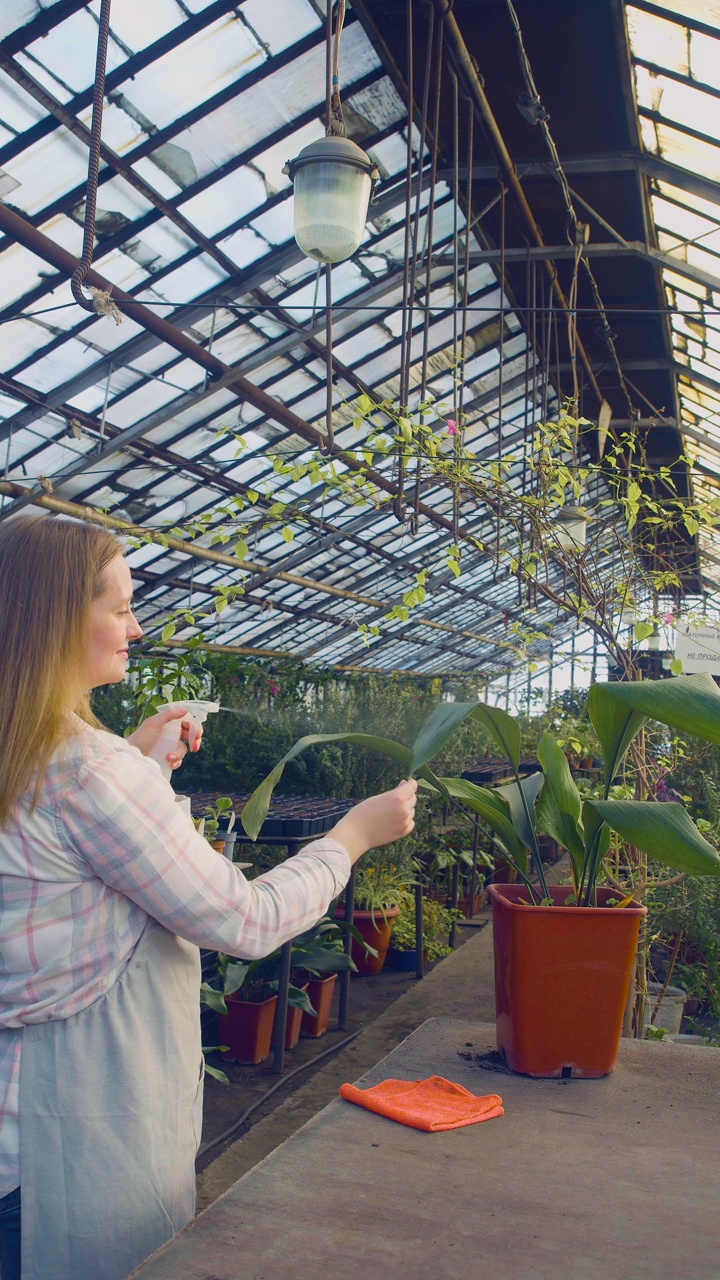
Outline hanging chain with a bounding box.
[71,0,113,314]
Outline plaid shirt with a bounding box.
[0,721,351,1196]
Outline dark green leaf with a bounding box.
[241,732,446,840]
[409,702,480,774]
[496,772,544,856]
[470,705,521,771]
[587,686,647,798]
[590,673,720,750]
[535,735,586,883]
[588,799,720,877]
[425,776,526,872]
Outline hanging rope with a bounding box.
[71,0,115,317]
[325,263,334,452]
[455,93,474,543]
[396,0,416,519]
[322,2,346,452]
[412,3,446,533]
[327,0,347,136]
[494,180,506,579]
[450,67,460,541]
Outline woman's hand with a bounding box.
[127,706,203,771]
[328,779,418,864]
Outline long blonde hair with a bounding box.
[0,515,121,825]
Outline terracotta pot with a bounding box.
[219,993,277,1064]
[284,984,309,1051]
[343,908,400,975]
[301,973,337,1038]
[489,883,647,1079]
[489,859,517,885]
[208,839,226,854]
[454,891,486,917]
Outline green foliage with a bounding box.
[352,861,413,917]
[391,892,456,962]
[205,950,315,1014]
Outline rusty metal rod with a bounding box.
[0,201,474,544]
[431,0,602,405]
[0,478,505,649]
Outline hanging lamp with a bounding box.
[284,136,379,263]
[283,1,378,263]
[554,504,588,554]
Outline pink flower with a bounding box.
[268,680,280,696]
[447,418,457,436]
[662,612,674,625]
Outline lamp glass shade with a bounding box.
[293,159,371,263]
[554,506,588,553]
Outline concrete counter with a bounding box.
[129,1019,720,1280]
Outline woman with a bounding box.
[0,516,417,1280]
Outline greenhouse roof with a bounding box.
[0,1,718,677]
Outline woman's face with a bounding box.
[84,555,143,689]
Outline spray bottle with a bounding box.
[147,700,221,782]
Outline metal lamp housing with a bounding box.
[284,135,378,264]
[554,505,588,554]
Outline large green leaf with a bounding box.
[469,704,521,771]
[241,732,446,840]
[588,799,720,877]
[409,701,481,774]
[578,801,612,901]
[426,776,526,872]
[535,734,586,883]
[586,670,717,747]
[587,686,647,799]
[496,772,544,855]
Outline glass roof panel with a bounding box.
[0,0,631,672]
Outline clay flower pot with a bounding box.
[489,884,646,1079]
[219,993,277,1064]
[301,973,337,1039]
[284,984,309,1051]
[345,908,400,975]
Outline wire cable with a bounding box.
[196,1028,362,1162]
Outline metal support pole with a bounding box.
[414,881,424,980]
[467,817,480,917]
[272,840,301,1075]
[449,861,460,948]
[429,0,602,406]
[338,863,356,1031]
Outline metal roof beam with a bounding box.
[2,0,88,55]
[0,1,250,161]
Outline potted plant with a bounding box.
[241,673,720,1077]
[206,951,315,1064]
[290,913,358,1039]
[195,795,234,852]
[342,862,412,975]
[390,892,457,971]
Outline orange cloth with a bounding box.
[338,1075,504,1132]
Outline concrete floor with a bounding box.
[133,1007,720,1280]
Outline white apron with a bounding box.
[17,918,204,1280]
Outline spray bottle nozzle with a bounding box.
[146,699,221,782]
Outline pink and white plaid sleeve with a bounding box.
[59,734,351,958]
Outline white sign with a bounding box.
[674,624,720,674]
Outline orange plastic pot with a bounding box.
[489,884,647,1079]
[301,973,337,1038]
[284,984,309,1050]
[346,908,400,975]
[219,993,277,1064]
